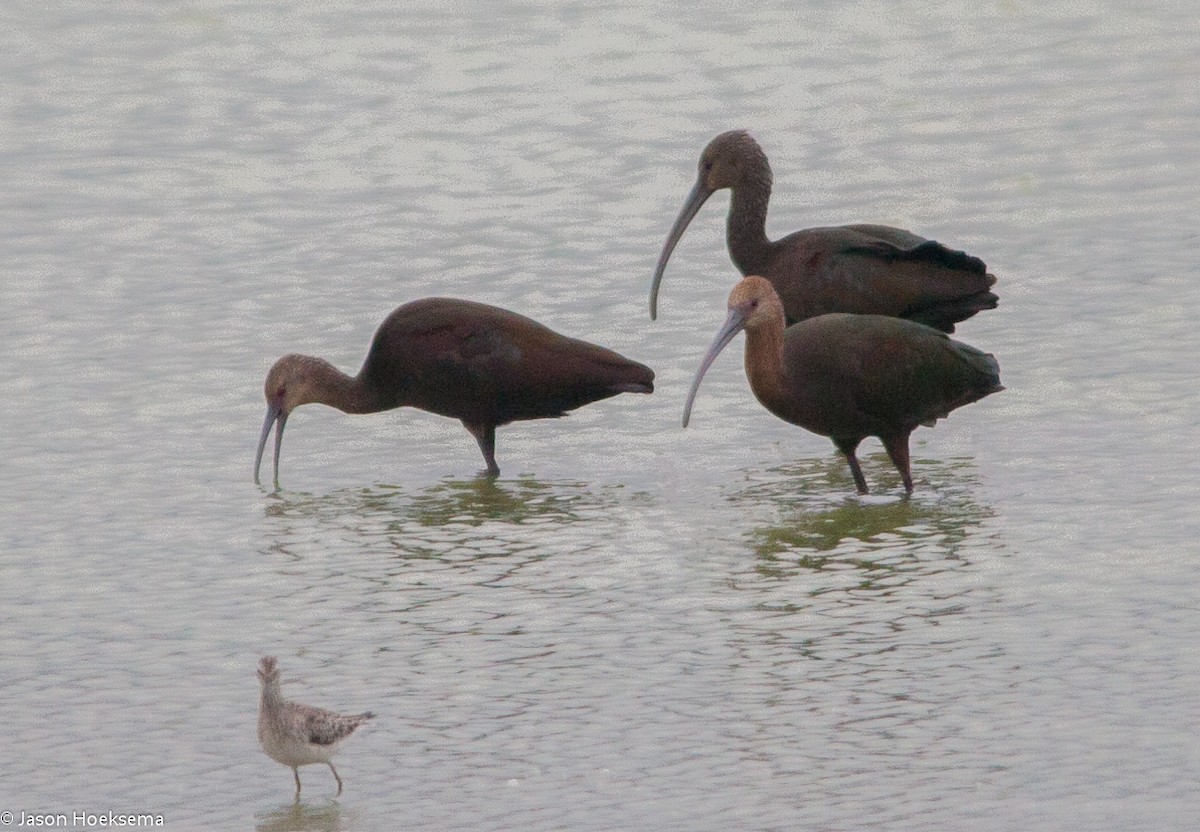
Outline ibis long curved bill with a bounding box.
[253,404,286,490]
[649,178,713,320]
[682,306,748,428]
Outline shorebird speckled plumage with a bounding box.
[256,656,374,797]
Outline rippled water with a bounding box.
[4,1,1199,829]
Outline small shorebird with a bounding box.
[256,656,374,797]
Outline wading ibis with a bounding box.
[650,130,998,332]
[683,276,1002,494]
[254,298,654,487]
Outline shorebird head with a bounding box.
[257,656,282,688]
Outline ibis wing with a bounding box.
[460,326,653,420]
[772,226,996,332]
[387,304,652,422]
[840,238,986,276]
[844,321,999,429]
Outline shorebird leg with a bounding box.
[329,763,344,796]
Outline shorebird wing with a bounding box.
[304,709,371,746]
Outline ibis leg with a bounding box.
[834,438,869,495]
[464,422,500,477]
[882,434,914,494]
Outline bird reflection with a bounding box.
[263,475,619,526]
[728,454,995,573]
[259,476,631,567]
[399,476,607,527]
[721,456,997,676]
[255,798,354,832]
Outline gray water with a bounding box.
[3,1,1199,829]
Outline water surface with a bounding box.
[3,1,1199,829]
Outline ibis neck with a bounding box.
[742,320,790,415]
[726,176,773,275]
[309,361,387,415]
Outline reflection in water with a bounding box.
[264,475,620,527]
[252,476,644,647]
[723,456,1000,683]
[396,476,614,528]
[728,454,996,583]
[733,454,993,547]
[255,799,356,832]
[259,475,634,568]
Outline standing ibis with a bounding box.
[650,130,998,332]
[254,297,654,488]
[683,276,1002,495]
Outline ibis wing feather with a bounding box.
[485,327,654,419]
[839,237,987,276]
[825,318,1000,429]
[766,226,997,332]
